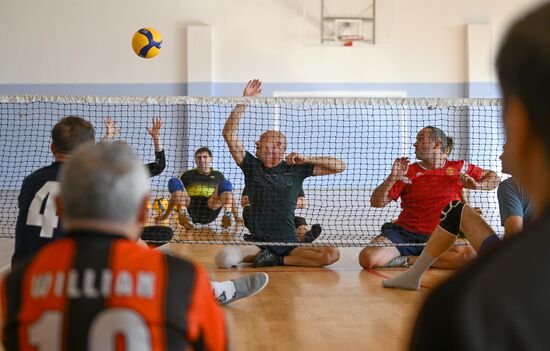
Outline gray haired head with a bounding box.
[425,126,450,151]
[59,143,149,225]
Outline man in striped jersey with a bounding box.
[1,143,226,350]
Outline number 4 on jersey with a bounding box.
[26,181,60,238]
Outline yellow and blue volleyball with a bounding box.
[131,27,163,59]
[153,197,169,213]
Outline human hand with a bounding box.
[243,79,262,97]
[146,117,162,139]
[103,117,120,142]
[285,152,306,165]
[459,172,480,189]
[390,157,410,180]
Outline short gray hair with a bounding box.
[59,143,149,224]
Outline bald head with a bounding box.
[260,131,287,150]
[255,130,287,167]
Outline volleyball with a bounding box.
[153,197,169,214]
[131,27,163,59]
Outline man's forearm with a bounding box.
[222,104,246,140]
[371,176,398,207]
[152,137,162,152]
[305,156,347,173]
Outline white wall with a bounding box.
[0,0,545,85]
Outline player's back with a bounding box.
[1,230,226,351]
[13,162,64,266]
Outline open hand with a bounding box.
[390,157,410,180]
[146,117,163,139]
[243,79,262,97]
[103,117,120,141]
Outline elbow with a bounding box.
[370,198,383,208]
[222,132,232,145]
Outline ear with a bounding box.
[137,194,150,226]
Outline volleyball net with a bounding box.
[0,95,504,246]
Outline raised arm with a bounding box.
[145,117,165,177]
[460,168,501,191]
[146,117,163,152]
[222,79,262,166]
[99,117,120,143]
[370,157,409,208]
[286,153,347,176]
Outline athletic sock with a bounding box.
[210,280,236,303]
[381,251,436,291]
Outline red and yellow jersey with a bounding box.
[1,230,226,351]
[389,160,483,235]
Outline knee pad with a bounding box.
[294,216,308,228]
[168,177,184,193]
[214,247,243,268]
[217,180,233,195]
[438,200,465,236]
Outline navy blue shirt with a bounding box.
[239,152,313,242]
[13,162,64,266]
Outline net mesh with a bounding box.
[0,95,504,247]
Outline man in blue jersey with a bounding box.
[12,116,95,266]
[13,116,165,265]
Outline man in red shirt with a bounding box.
[359,126,500,269]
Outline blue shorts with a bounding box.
[380,223,429,256]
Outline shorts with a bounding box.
[188,197,222,224]
[258,245,296,257]
[380,222,429,256]
[243,232,298,257]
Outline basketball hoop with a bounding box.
[338,35,364,47]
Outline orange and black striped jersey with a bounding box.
[1,230,227,351]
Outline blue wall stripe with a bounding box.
[0,82,500,98]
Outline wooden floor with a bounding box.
[0,239,454,351]
[169,244,453,351]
